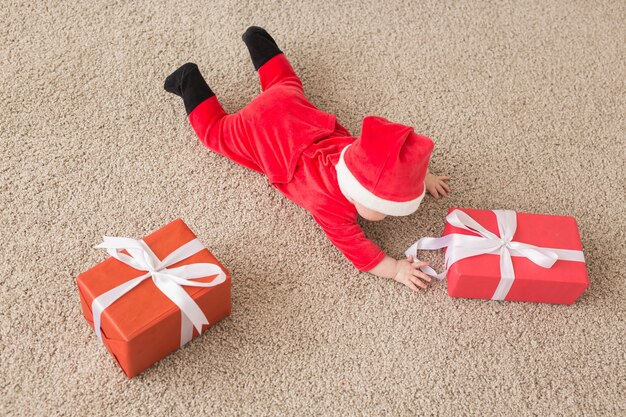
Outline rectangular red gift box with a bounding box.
[443,208,588,304]
[76,219,231,378]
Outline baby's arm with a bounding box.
[315,215,432,292]
[368,255,432,293]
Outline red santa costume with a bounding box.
[165,27,433,271]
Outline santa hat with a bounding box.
[335,116,433,216]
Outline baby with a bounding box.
[164,27,450,293]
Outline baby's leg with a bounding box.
[164,63,262,173]
[242,26,303,92]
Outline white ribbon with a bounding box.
[405,209,585,300]
[91,236,227,346]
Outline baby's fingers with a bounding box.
[409,275,428,289]
[411,260,430,268]
[412,269,432,283]
[436,184,447,197]
[405,279,422,293]
[441,181,451,193]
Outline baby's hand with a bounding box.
[394,255,432,293]
[425,173,451,199]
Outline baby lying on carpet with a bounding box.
[164,26,450,292]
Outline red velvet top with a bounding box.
[188,54,386,271]
[274,126,386,272]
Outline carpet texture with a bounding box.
[1,0,625,415]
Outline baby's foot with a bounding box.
[242,26,283,70]
[164,63,214,114]
[164,62,199,97]
[242,26,279,47]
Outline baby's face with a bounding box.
[354,202,387,222]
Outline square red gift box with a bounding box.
[76,219,231,378]
[406,208,588,304]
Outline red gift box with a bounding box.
[76,219,231,378]
[407,208,588,304]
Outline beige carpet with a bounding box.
[1,0,625,415]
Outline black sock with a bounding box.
[164,63,215,115]
[242,26,283,71]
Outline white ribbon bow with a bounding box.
[405,209,585,300]
[92,236,226,346]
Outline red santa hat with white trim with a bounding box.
[335,116,434,216]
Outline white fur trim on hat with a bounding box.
[335,145,425,217]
